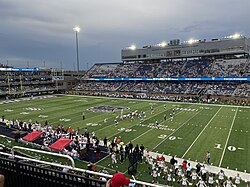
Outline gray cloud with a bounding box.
[0,0,249,70]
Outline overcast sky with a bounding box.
[0,0,249,70]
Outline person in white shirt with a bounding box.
[166,172,173,186]
[201,165,207,181]
[111,153,117,167]
[191,170,198,186]
[218,169,225,186]
[197,179,207,187]
[207,173,214,187]
[174,161,179,175]
[152,169,158,184]
[234,173,241,186]
[180,176,189,187]
[186,162,192,178]
[224,177,233,187]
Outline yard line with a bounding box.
[181,106,223,158]
[95,104,175,164]
[151,108,203,151]
[97,106,190,165]
[219,107,238,167]
[106,104,179,139]
[129,108,189,143]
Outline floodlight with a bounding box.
[187,39,197,44]
[159,41,167,47]
[129,45,136,50]
[232,33,241,39]
[73,26,81,33]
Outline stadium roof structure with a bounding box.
[22,131,43,142]
[49,138,73,151]
[122,35,250,61]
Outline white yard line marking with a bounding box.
[95,104,177,165]
[181,106,223,158]
[151,108,203,151]
[129,106,192,143]
[219,107,238,167]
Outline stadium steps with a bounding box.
[208,59,216,76]
[178,60,188,76]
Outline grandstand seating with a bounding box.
[78,57,250,101]
[210,59,248,77]
[84,58,249,79]
[0,70,59,97]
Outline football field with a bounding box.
[0,94,249,177]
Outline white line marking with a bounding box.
[219,107,238,167]
[181,106,222,158]
[129,106,191,143]
[151,109,203,151]
[63,94,250,109]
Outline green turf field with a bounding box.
[0,95,249,183]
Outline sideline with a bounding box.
[148,151,250,182]
[61,94,250,109]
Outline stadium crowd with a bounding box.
[74,57,250,105]
[73,81,250,103]
[84,58,250,78]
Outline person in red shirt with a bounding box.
[93,165,97,172]
[160,155,165,161]
[156,155,161,161]
[182,160,187,170]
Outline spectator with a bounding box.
[105,173,130,187]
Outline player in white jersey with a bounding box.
[218,170,225,186]
[191,170,198,186]
[111,152,117,166]
[196,179,207,187]
[170,113,173,121]
[152,169,158,183]
[166,172,173,186]
[180,176,189,187]
[234,173,241,186]
[207,173,214,187]
[224,177,233,187]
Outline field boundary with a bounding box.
[62,94,250,109]
[148,151,250,181]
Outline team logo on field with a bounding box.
[89,105,129,113]
[20,112,29,115]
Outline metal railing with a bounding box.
[0,147,162,187]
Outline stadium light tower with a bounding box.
[73,25,80,72]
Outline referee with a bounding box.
[206,151,210,165]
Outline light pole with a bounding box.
[73,25,80,73]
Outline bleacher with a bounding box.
[75,57,250,103]
[210,59,248,77]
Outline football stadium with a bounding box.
[0,33,250,187]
